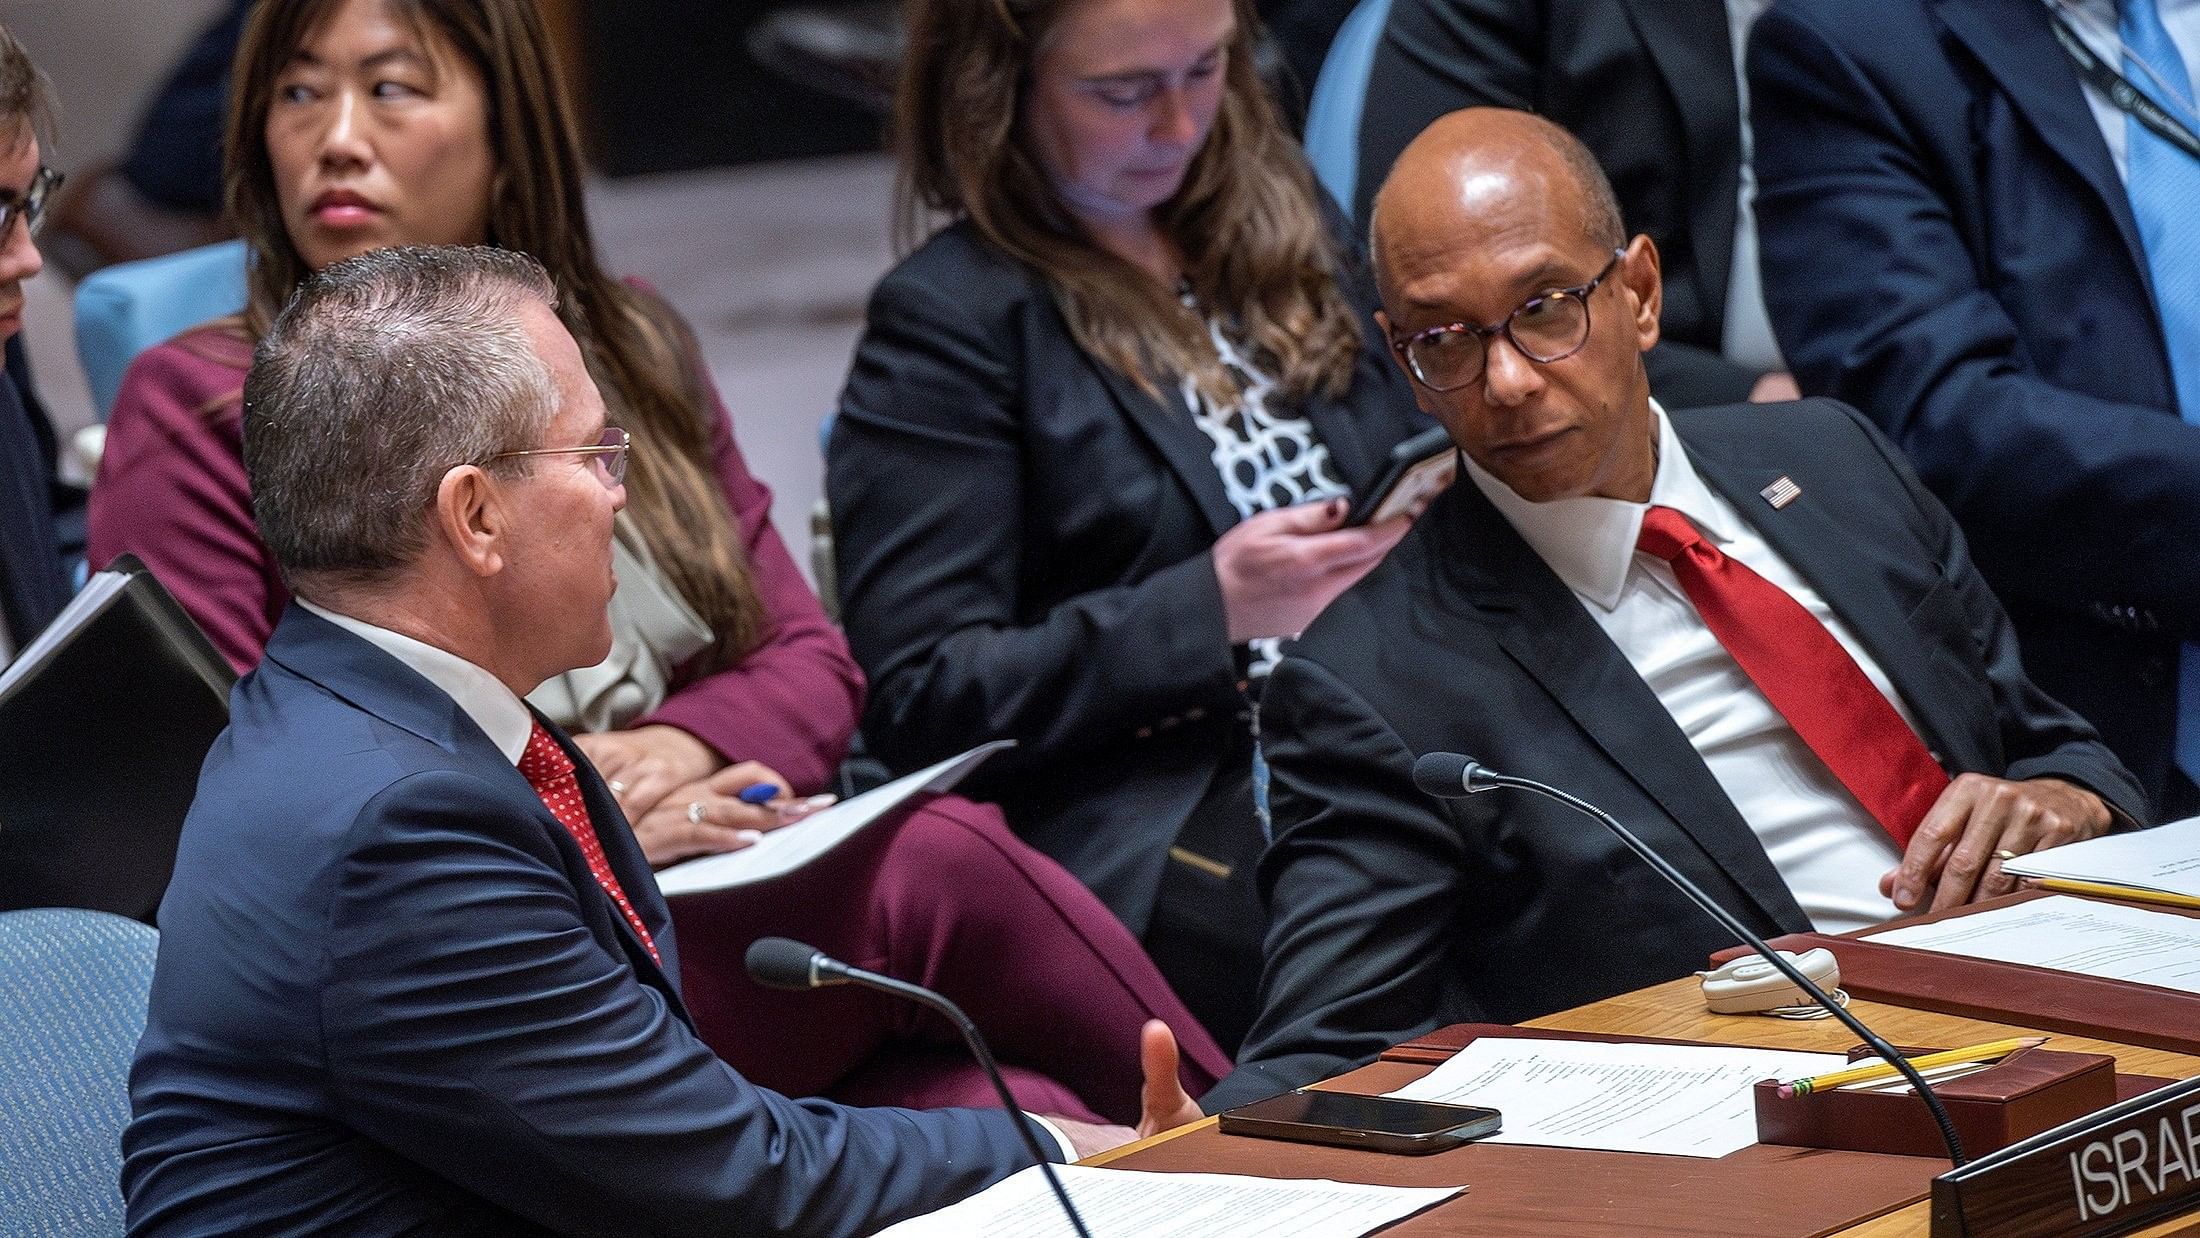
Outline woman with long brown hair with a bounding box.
[88,0,1227,1122]
[829,0,1430,1049]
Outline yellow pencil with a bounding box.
[1777,1036,2047,1098]
[2027,877,2200,912]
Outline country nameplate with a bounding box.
[1931,1074,2200,1236]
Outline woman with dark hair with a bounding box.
[89,0,1227,1123]
[830,0,1429,1049]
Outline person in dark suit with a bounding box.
[1355,0,1800,411]
[828,0,1430,1050]
[123,246,1201,1236]
[1206,108,2145,1109]
[1749,0,2200,818]
[0,24,72,657]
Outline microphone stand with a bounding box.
[759,945,1096,1238]
[1453,760,1968,1167]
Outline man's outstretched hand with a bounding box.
[1050,1020,1209,1159]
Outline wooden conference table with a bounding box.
[1092,977,2200,1236]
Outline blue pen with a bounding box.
[737,783,782,805]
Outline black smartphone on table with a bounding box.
[1348,426,1459,526]
[1216,1089,1502,1155]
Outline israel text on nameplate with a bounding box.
[1929,1075,2200,1237]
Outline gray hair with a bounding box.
[242,244,560,593]
[0,23,56,148]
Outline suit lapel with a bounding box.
[1623,0,1742,329]
[1094,362,1242,538]
[1431,487,1808,932]
[1685,432,1967,765]
[266,609,683,999]
[1933,0,2153,291]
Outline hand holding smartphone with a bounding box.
[1217,1089,1502,1155]
[1349,426,1459,526]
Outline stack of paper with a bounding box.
[1385,1037,1846,1158]
[1999,815,2200,902]
[873,1166,1463,1237]
[1866,895,2200,994]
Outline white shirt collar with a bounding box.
[298,598,535,763]
[1463,399,1742,612]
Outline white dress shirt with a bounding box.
[300,598,533,761]
[297,599,1083,1159]
[2059,0,2200,180]
[1463,403,1907,932]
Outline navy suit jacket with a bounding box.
[124,607,1038,1237]
[1750,0,2200,809]
[1208,400,2145,1110]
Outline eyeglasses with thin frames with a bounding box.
[1390,248,1628,392]
[0,166,62,239]
[485,425,629,488]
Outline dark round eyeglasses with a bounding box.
[486,425,629,488]
[1390,248,1627,392]
[0,166,63,239]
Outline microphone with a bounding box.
[745,937,1095,1238]
[1410,752,1969,1167]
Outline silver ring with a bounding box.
[607,779,627,795]
[686,800,707,826]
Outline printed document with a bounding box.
[873,1166,1463,1238]
[2000,816,2200,900]
[1866,895,2200,994]
[1386,1037,1844,1158]
[653,741,1011,894]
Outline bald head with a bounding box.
[1369,109,1625,310]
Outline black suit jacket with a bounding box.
[1357,0,1762,408]
[828,219,1428,934]
[1750,0,2200,809]
[125,608,1037,1236]
[1208,399,2144,1109]
[0,337,72,647]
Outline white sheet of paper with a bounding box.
[1865,894,2200,995]
[2000,815,2200,900]
[872,1166,1463,1238]
[1384,1037,1845,1158]
[651,740,1012,895]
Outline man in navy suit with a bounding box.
[1208,109,2146,1109]
[123,246,1194,1236]
[1750,0,2200,817]
[0,24,73,657]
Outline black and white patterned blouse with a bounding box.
[1178,301,1350,680]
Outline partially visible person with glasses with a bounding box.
[90,0,1230,1127]
[0,21,76,663]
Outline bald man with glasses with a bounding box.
[1204,109,2147,1110]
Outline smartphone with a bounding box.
[1216,1089,1502,1155]
[1349,426,1459,526]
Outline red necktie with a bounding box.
[1634,505,1948,847]
[518,721,661,964]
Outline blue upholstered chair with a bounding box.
[0,908,159,1236]
[73,239,249,420]
[1302,0,1397,218]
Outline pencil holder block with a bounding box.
[1753,1045,2116,1159]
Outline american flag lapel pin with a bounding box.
[1760,476,1802,509]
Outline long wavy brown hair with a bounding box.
[226,0,766,671]
[895,0,1362,405]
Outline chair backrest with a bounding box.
[1302,0,1398,218]
[73,239,250,420]
[0,908,159,1236]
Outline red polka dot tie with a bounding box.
[518,720,660,964]
[1635,505,1949,848]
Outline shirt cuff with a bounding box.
[1025,1113,1077,1163]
